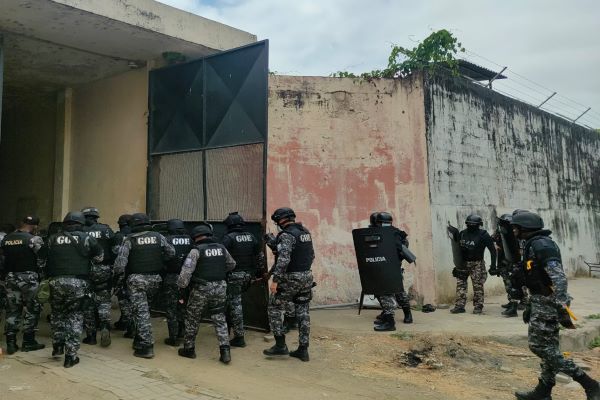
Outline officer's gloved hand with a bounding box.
[488,265,498,276]
[522,303,532,324]
[558,305,576,329]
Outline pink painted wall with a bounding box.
[267,75,435,305]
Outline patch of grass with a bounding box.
[589,336,600,349]
[391,331,414,340]
[586,313,600,320]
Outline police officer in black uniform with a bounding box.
[162,219,192,346]
[221,212,265,347]
[113,214,132,331]
[114,213,175,358]
[451,214,496,314]
[80,207,116,347]
[46,212,104,368]
[263,207,315,362]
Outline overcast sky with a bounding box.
[158,0,600,128]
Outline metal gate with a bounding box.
[147,40,269,330]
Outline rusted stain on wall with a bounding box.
[424,73,600,302]
[267,75,435,305]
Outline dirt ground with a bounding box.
[1,310,599,400]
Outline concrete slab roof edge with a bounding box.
[51,0,257,51]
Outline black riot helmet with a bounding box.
[375,212,393,226]
[81,207,100,218]
[510,211,544,231]
[369,212,379,227]
[130,213,151,227]
[271,207,296,224]
[498,213,512,223]
[224,212,245,229]
[465,214,483,227]
[63,211,86,226]
[117,214,132,228]
[191,223,213,240]
[167,218,186,234]
[512,209,529,216]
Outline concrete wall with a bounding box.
[68,68,149,227]
[0,91,57,226]
[267,75,435,305]
[424,74,600,303]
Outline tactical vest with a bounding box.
[223,231,258,272]
[127,231,164,274]
[191,241,228,282]
[279,223,314,273]
[46,231,90,277]
[523,233,561,296]
[165,234,193,274]
[1,231,38,273]
[85,223,114,265]
[459,229,487,261]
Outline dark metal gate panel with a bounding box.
[205,144,264,221]
[0,35,4,142]
[149,151,204,220]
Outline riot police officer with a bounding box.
[114,213,175,359]
[263,207,315,362]
[80,207,116,347]
[162,219,192,346]
[113,214,132,332]
[46,212,104,368]
[1,216,45,354]
[372,212,412,331]
[177,223,236,364]
[221,212,265,347]
[512,212,600,400]
[450,214,496,314]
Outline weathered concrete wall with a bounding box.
[425,74,600,303]
[267,75,434,305]
[0,91,57,226]
[69,68,149,227]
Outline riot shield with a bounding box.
[352,227,403,296]
[447,223,464,268]
[498,219,520,264]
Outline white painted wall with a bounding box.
[425,74,600,303]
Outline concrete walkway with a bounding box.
[311,277,600,351]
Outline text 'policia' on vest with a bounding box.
[1,231,37,273]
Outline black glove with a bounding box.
[558,306,576,329]
[488,265,498,276]
[522,303,531,324]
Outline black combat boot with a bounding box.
[229,335,246,348]
[132,334,143,350]
[473,307,483,315]
[515,379,554,400]
[6,334,19,354]
[177,321,185,339]
[133,345,154,359]
[502,302,518,317]
[518,301,527,311]
[402,307,413,324]
[219,345,231,364]
[574,373,600,400]
[52,344,65,357]
[373,311,385,324]
[450,306,466,314]
[263,335,289,356]
[22,331,45,352]
[100,322,111,347]
[289,345,310,362]
[164,323,180,346]
[178,347,196,359]
[123,323,135,338]
[374,314,396,331]
[64,354,80,368]
[501,302,511,309]
[82,331,97,345]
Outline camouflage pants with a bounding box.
[377,295,396,317]
[500,268,516,302]
[162,273,184,334]
[128,274,162,347]
[455,260,487,309]
[285,301,296,318]
[5,272,42,335]
[183,280,228,348]
[49,277,90,357]
[84,264,113,334]
[115,274,132,323]
[528,295,584,385]
[268,271,313,346]
[226,271,252,337]
[0,280,6,324]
